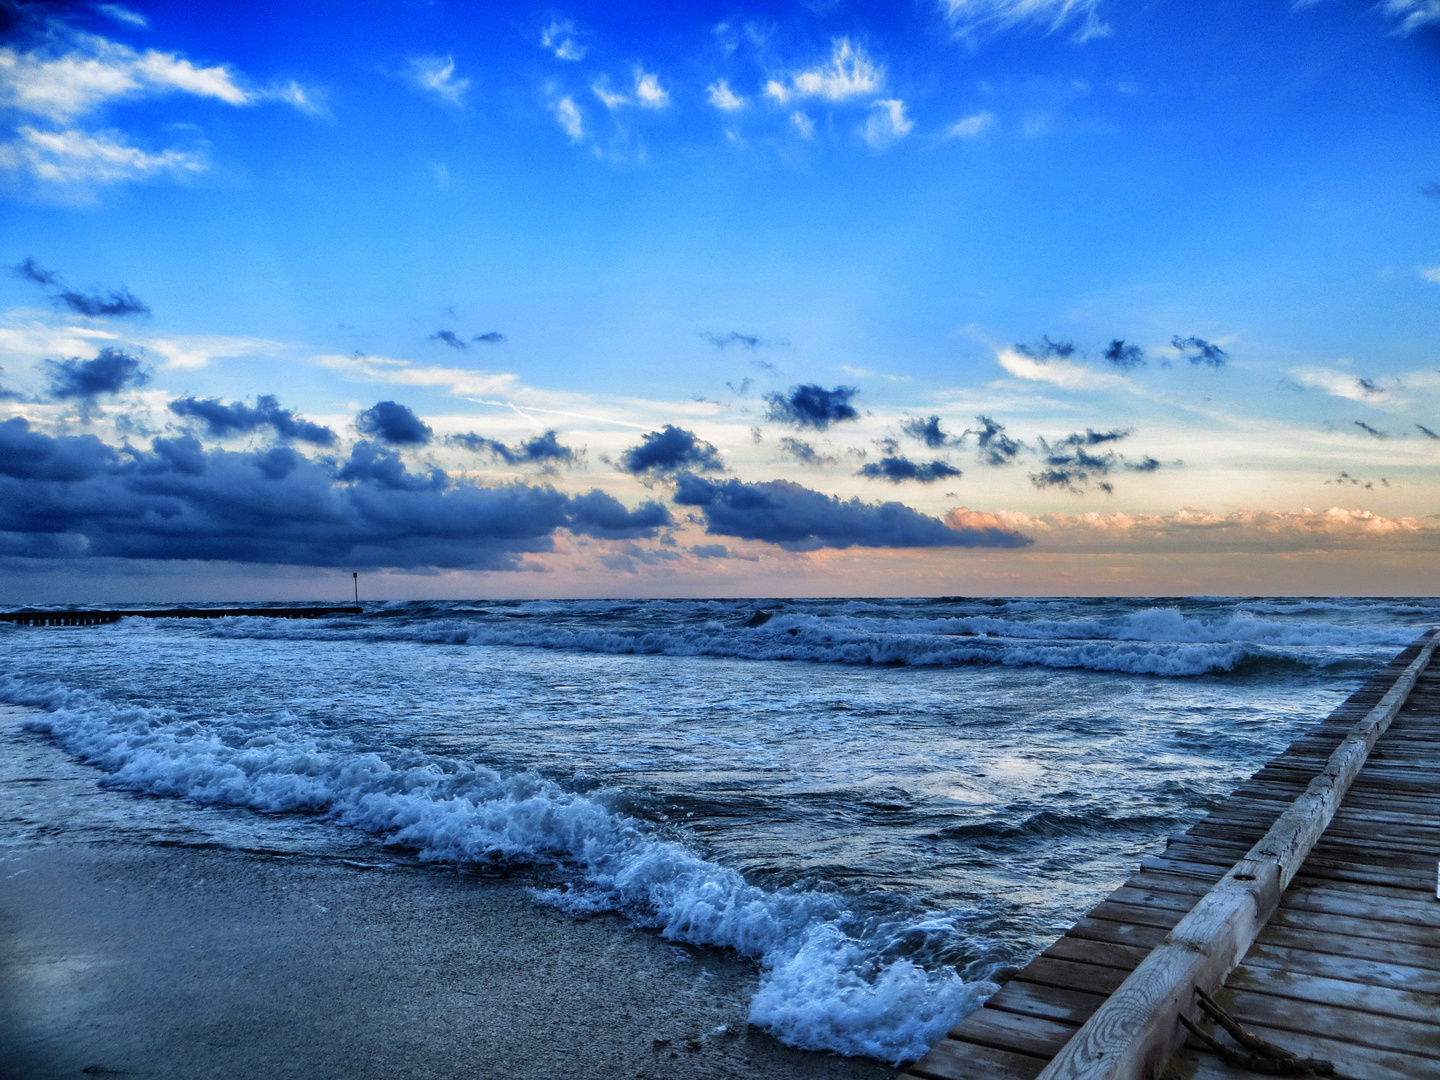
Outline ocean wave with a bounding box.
[0,676,991,1063]
[175,600,1427,678]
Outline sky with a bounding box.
[1,0,1438,602]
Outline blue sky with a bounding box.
[1,0,1438,600]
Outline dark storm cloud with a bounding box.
[57,287,150,318]
[0,417,669,569]
[857,456,962,484]
[449,429,579,466]
[1103,339,1146,369]
[432,330,468,350]
[1056,427,1132,447]
[777,436,835,466]
[620,425,723,475]
[1171,335,1229,368]
[702,330,761,349]
[1354,420,1387,438]
[45,348,148,399]
[672,474,1029,551]
[473,332,506,344]
[1014,335,1075,361]
[966,415,1022,466]
[13,257,57,286]
[763,384,859,430]
[168,395,336,446]
[13,257,150,317]
[1418,424,1440,439]
[1124,456,1162,472]
[1327,471,1388,490]
[356,401,432,445]
[901,415,959,448]
[1029,429,1135,493]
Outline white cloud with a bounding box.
[764,38,883,104]
[553,96,584,141]
[1380,0,1440,34]
[634,70,669,109]
[1290,367,1401,406]
[706,80,745,111]
[790,111,815,139]
[264,80,329,118]
[405,55,469,107]
[944,110,995,138]
[0,34,250,121]
[541,20,586,61]
[1419,266,1440,283]
[144,334,280,370]
[316,352,520,400]
[95,4,148,28]
[591,79,629,110]
[995,346,1124,389]
[0,125,206,185]
[947,505,1440,553]
[862,98,912,147]
[940,0,1111,43]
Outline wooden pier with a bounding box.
[0,606,362,626]
[905,628,1440,1080]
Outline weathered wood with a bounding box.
[904,1039,1046,1080]
[1226,964,1440,1024]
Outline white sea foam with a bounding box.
[0,675,989,1063]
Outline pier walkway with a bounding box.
[905,628,1440,1080]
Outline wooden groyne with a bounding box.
[905,627,1440,1080]
[0,607,362,626]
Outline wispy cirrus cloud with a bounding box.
[944,111,995,138]
[540,20,587,61]
[0,125,207,187]
[764,39,883,104]
[707,80,745,111]
[994,346,1125,389]
[404,55,470,107]
[0,33,249,120]
[552,95,584,141]
[940,0,1111,43]
[862,99,913,147]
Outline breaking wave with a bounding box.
[198,601,1421,678]
[0,675,992,1063]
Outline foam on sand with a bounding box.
[0,675,991,1063]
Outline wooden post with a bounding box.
[353,572,358,604]
[1033,628,1440,1080]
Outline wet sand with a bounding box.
[0,707,894,1080]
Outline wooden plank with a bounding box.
[1011,957,1131,998]
[984,982,1107,1027]
[1268,907,1440,947]
[1225,989,1440,1059]
[1227,964,1440,1024]
[1239,941,1440,994]
[946,1006,1076,1059]
[1254,923,1440,974]
[1175,1030,1439,1080]
[904,1038,1047,1080]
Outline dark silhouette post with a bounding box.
[353,572,358,604]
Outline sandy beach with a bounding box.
[0,707,892,1080]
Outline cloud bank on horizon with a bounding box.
[0,0,1437,596]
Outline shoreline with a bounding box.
[0,708,892,1080]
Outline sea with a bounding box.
[2,595,1435,1064]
